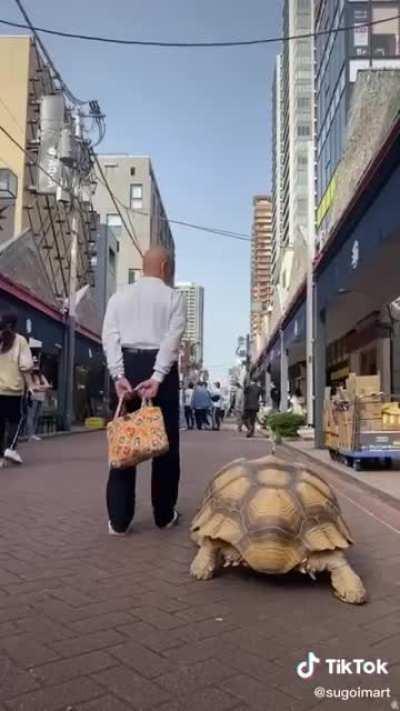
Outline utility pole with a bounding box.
[64,111,82,431]
[306,140,316,428]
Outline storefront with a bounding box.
[0,273,103,428]
[314,115,400,445]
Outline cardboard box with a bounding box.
[357,399,383,432]
[337,405,355,450]
[350,374,381,398]
[382,403,400,430]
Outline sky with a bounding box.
[2,0,283,382]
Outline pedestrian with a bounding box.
[0,312,33,466]
[210,381,223,431]
[26,357,51,441]
[243,378,262,438]
[183,381,195,430]
[271,384,280,411]
[289,388,305,416]
[192,382,213,430]
[234,383,245,432]
[102,246,186,535]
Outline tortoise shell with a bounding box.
[191,455,353,574]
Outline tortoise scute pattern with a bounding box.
[191,455,353,575]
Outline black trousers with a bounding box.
[0,395,24,456]
[194,409,209,430]
[184,406,194,430]
[212,407,223,430]
[243,409,258,436]
[106,351,180,531]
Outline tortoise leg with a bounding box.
[220,544,242,568]
[190,538,221,580]
[306,551,367,605]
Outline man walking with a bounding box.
[183,382,195,430]
[243,378,262,438]
[192,382,212,430]
[102,247,186,534]
[210,381,223,431]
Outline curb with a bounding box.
[21,427,105,442]
[279,440,400,512]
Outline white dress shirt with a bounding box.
[102,276,186,383]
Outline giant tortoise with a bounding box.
[190,455,367,604]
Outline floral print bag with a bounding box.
[107,397,169,469]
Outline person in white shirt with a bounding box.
[183,382,195,430]
[210,381,223,431]
[102,247,186,534]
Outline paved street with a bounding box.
[0,428,399,711]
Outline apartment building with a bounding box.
[93,156,174,291]
[250,195,273,352]
[176,282,204,367]
[275,0,314,306]
[315,0,400,244]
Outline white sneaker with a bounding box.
[4,449,23,465]
[165,510,181,529]
[108,521,131,537]
[30,435,41,441]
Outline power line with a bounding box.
[0,13,398,48]
[95,174,251,243]
[12,0,88,106]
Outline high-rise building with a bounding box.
[315,0,400,244]
[93,156,174,291]
[275,0,314,304]
[250,196,273,349]
[271,55,283,286]
[176,282,204,366]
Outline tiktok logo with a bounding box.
[297,652,321,679]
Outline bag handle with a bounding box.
[114,396,153,420]
[114,397,127,420]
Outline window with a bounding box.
[372,5,400,56]
[297,96,311,110]
[297,197,308,214]
[128,268,136,284]
[297,0,309,11]
[130,166,136,176]
[297,124,311,137]
[349,6,370,57]
[106,214,122,241]
[296,39,310,57]
[130,183,143,210]
[104,164,118,177]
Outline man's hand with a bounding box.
[135,378,160,401]
[115,376,133,401]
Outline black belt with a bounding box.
[122,347,158,355]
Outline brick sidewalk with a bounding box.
[0,430,399,710]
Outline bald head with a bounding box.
[143,246,174,284]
